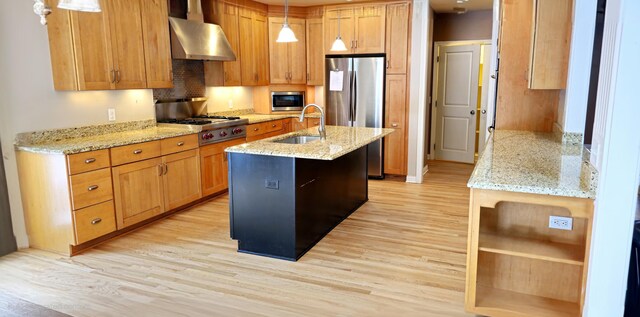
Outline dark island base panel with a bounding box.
[229,146,369,261]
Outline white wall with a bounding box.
[406,0,432,183]
[205,87,254,112]
[557,0,597,134]
[0,1,155,248]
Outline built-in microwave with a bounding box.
[271,91,305,112]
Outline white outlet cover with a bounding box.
[549,216,573,231]
[108,108,116,121]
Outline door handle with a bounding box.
[470,110,476,115]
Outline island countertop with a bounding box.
[225,126,394,160]
[468,130,598,199]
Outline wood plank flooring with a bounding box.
[0,161,475,317]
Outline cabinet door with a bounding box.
[288,18,307,84]
[253,11,270,86]
[385,3,409,74]
[200,139,245,196]
[162,149,201,210]
[354,5,386,54]
[306,18,324,85]
[112,158,164,229]
[141,0,173,88]
[221,3,242,86]
[268,17,291,84]
[324,8,354,54]
[108,0,147,89]
[69,3,114,90]
[239,8,257,86]
[384,74,407,175]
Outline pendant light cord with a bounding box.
[337,10,341,37]
[284,0,289,25]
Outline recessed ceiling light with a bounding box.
[457,0,464,3]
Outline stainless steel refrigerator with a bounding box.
[325,56,385,178]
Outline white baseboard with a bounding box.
[422,165,429,175]
[405,176,418,183]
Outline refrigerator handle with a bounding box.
[349,70,355,125]
[352,71,357,125]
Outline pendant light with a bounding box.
[57,0,101,12]
[330,11,348,52]
[276,0,298,43]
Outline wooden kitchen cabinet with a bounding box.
[528,0,573,89]
[384,74,407,175]
[268,17,307,85]
[162,149,202,210]
[45,0,172,90]
[324,5,386,55]
[112,158,165,229]
[204,1,242,86]
[200,138,245,196]
[239,7,270,86]
[306,18,324,85]
[385,3,410,74]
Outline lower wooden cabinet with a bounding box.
[73,200,117,244]
[112,157,165,229]
[200,139,245,196]
[384,74,407,175]
[163,149,202,210]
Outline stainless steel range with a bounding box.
[155,98,248,146]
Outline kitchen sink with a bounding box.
[273,135,322,145]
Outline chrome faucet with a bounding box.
[299,104,326,140]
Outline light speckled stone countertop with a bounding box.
[16,127,197,155]
[225,126,394,160]
[238,113,321,124]
[468,130,598,199]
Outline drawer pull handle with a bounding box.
[254,128,259,131]
[91,218,102,225]
[177,141,185,146]
[133,149,143,154]
[84,158,96,164]
[391,123,398,128]
[272,124,276,128]
[87,185,99,191]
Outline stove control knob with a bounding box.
[233,128,243,134]
[220,131,228,137]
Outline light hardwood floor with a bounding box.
[0,161,475,317]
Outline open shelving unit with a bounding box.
[465,190,594,317]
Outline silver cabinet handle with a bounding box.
[481,109,487,114]
[272,124,277,128]
[158,164,163,176]
[164,164,168,175]
[177,141,185,146]
[84,158,96,164]
[110,70,116,84]
[133,149,143,154]
[253,128,259,131]
[386,60,390,69]
[91,218,102,225]
[391,123,398,128]
[470,110,476,115]
[116,70,121,83]
[87,185,99,191]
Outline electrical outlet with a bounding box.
[228,99,233,109]
[549,216,573,230]
[108,108,116,121]
[265,179,279,190]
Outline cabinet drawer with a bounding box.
[246,122,267,137]
[73,200,116,245]
[70,168,113,210]
[265,120,284,133]
[110,140,161,166]
[307,118,321,127]
[160,134,198,156]
[67,149,111,175]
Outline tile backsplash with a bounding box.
[153,60,206,100]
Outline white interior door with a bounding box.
[435,44,481,163]
[479,44,493,155]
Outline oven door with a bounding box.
[271,92,305,112]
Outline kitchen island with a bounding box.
[225,126,394,261]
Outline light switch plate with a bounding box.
[108,108,116,121]
[549,216,573,230]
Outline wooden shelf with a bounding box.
[479,232,585,266]
[475,286,580,317]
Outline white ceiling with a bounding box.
[430,0,493,13]
[255,0,493,12]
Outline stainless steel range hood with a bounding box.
[169,17,236,61]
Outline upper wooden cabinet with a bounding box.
[528,0,573,89]
[385,3,410,74]
[204,1,242,86]
[45,0,172,91]
[268,17,307,84]
[324,5,386,55]
[306,18,324,85]
[239,8,270,86]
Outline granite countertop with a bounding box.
[225,126,394,160]
[468,130,598,199]
[239,113,321,124]
[15,126,196,155]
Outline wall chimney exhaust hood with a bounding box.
[169,17,237,61]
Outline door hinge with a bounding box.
[436,55,440,63]
[433,143,436,150]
